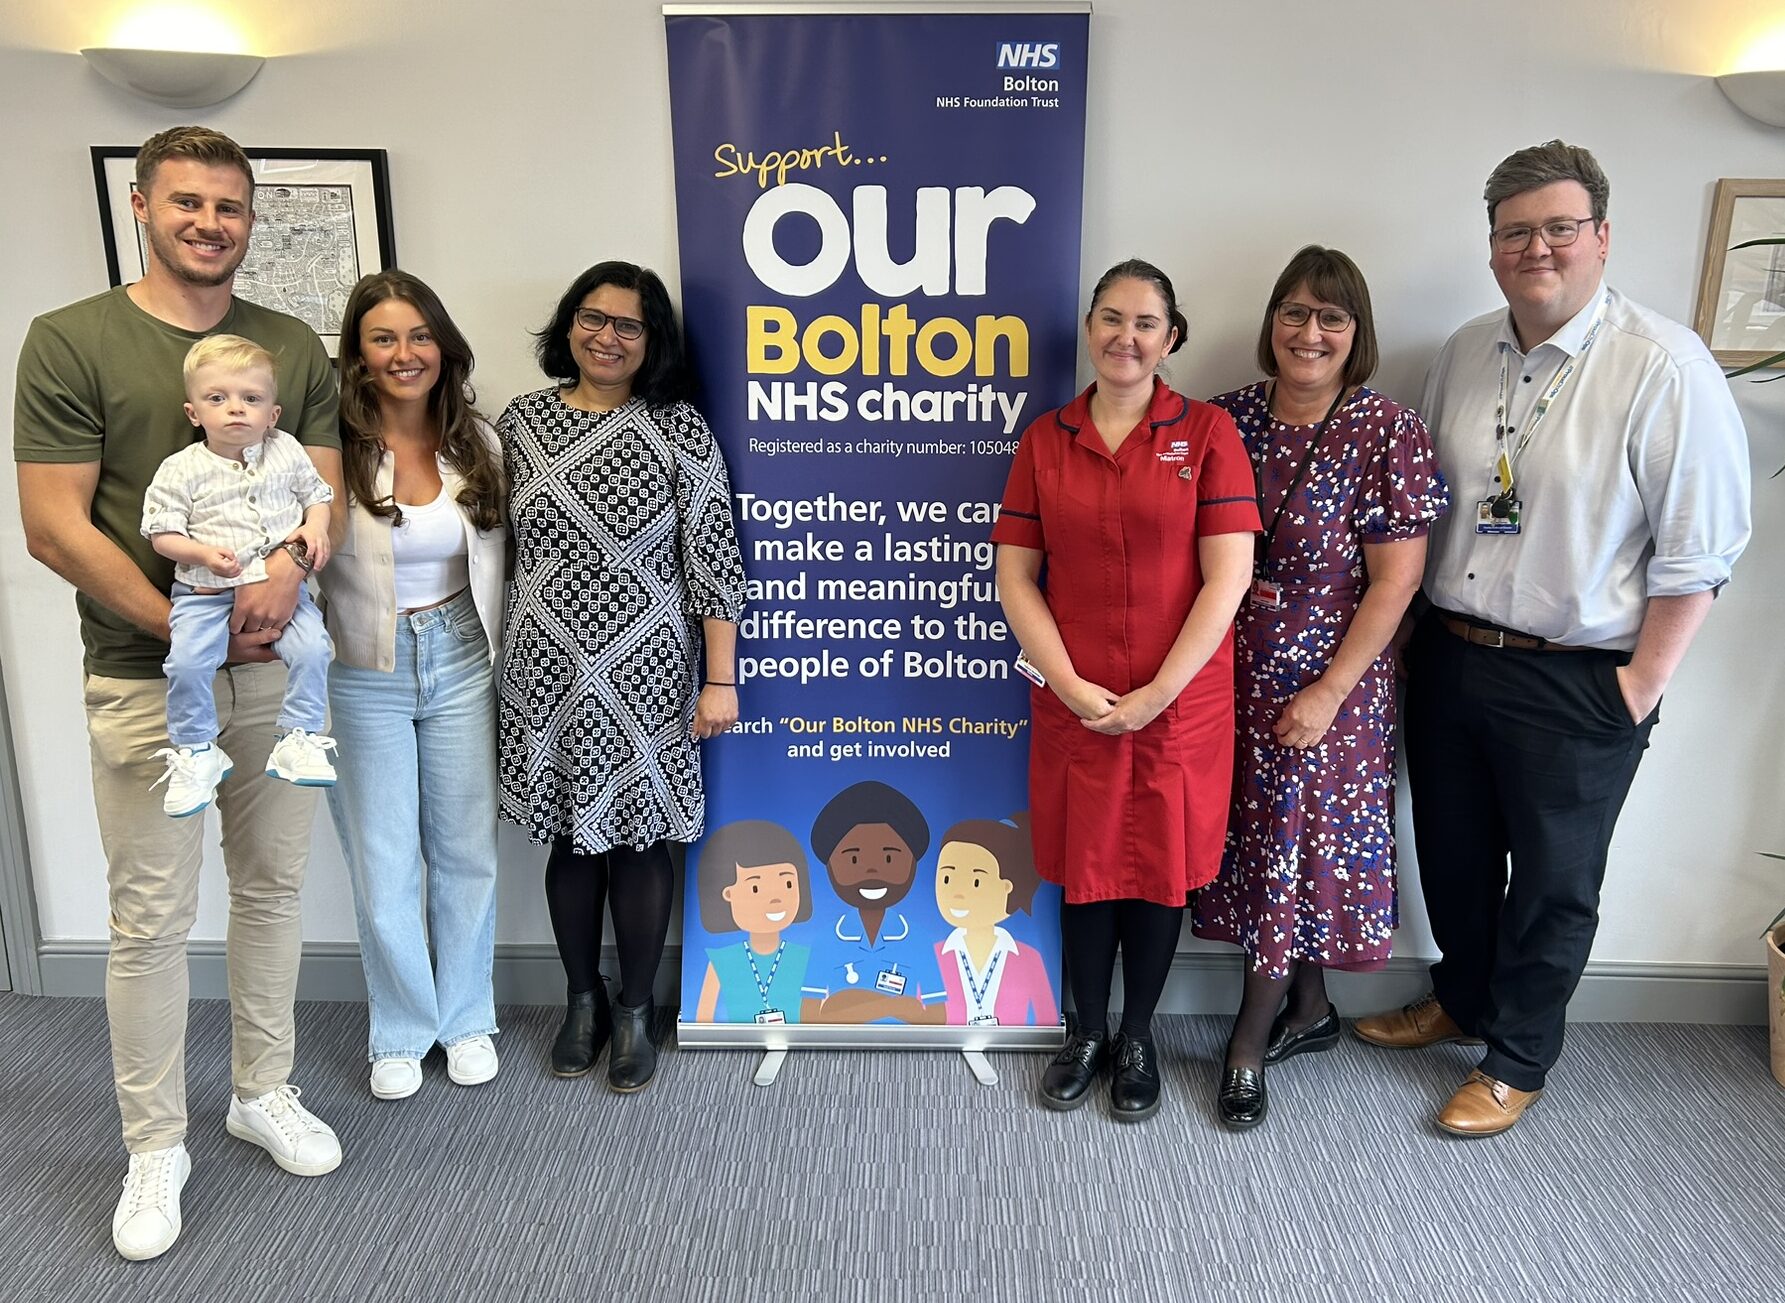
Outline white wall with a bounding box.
[2,0,1781,966]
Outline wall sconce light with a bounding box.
[1718,70,1785,128]
[80,46,265,109]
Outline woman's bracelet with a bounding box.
[279,540,315,574]
[703,680,736,687]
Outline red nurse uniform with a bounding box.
[991,378,1261,906]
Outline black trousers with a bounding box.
[1403,612,1655,1092]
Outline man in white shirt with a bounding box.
[1353,141,1751,1135]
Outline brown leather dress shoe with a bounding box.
[1437,1070,1540,1136]
[1352,992,1483,1049]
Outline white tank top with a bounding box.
[392,487,470,610]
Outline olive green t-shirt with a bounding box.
[14,286,341,678]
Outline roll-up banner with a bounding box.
[667,4,1089,1051]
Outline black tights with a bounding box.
[1224,960,1331,1071]
[1060,900,1184,1040]
[544,837,676,1007]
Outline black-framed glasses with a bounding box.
[574,307,645,340]
[1275,302,1355,332]
[1489,217,1598,254]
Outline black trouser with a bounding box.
[1403,612,1655,1092]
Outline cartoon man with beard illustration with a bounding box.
[800,781,947,1025]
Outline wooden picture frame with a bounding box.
[92,146,396,358]
[1694,177,1785,370]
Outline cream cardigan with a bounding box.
[316,426,507,672]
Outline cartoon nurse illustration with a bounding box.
[802,781,947,1024]
[693,821,814,1025]
[932,813,1059,1027]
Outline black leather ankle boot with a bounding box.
[607,996,657,1092]
[551,982,610,1077]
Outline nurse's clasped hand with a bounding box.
[1081,683,1170,736]
[1053,674,1119,723]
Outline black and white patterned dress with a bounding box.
[496,390,747,854]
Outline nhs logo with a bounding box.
[996,41,1060,69]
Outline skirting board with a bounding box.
[32,941,1769,1025]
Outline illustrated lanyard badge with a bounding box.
[1252,384,1350,608]
[875,962,907,995]
[1479,294,1608,537]
[745,942,786,1024]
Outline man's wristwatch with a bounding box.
[279,540,315,574]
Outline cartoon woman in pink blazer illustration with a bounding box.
[932,813,1059,1027]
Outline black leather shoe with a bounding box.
[551,983,610,1078]
[1109,1034,1162,1122]
[1039,1029,1109,1111]
[1263,1005,1341,1065]
[1218,1066,1268,1129]
[607,996,657,1093]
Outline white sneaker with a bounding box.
[446,1035,499,1086]
[150,743,233,818]
[369,1057,422,1100]
[112,1143,191,1261]
[225,1084,342,1176]
[264,730,338,786]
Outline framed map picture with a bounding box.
[92,146,395,358]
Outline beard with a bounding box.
[144,222,245,288]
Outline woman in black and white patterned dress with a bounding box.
[497,261,746,1093]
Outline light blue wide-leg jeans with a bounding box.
[326,590,499,1060]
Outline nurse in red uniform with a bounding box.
[992,259,1260,1121]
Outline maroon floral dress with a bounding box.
[1191,383,1448,977]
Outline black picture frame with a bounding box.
[92,146,396,357]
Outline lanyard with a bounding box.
[1255,383,1350,575]
[1493,293,1608,495]
[960,945,1005,1010]
[743,941,784,1011]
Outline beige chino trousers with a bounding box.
[83,663,317,1152]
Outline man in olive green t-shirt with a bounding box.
[14,126,349,1262]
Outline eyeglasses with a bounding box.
[1489,217,1598,254]
[1274,302,1355,332]
[573,308,645,340]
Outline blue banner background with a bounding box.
[667,10,1088,1033]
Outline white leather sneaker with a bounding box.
[150,743,233,818]
[264,730,338,786]
[369,1057,423,1100]
[226,1085,342,1176]
[445,1035,499,1086]
[112,1143,191,1261]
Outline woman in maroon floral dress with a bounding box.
[1192,246,1448,1129]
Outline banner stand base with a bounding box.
[752,1049,787,1087]
[961,1049,997,1086]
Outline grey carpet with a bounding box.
[0,993,1779,1302]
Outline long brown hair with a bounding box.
[337,270,503,530]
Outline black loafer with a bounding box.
[1218,1066,1267,1129]
[1109,1034,1162,1122]
[1039,1030,1109,1111]
[551,983,611,1078]
[1262,1005,1341,1065]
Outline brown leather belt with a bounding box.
[1439,615,1588,652]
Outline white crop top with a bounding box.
[392,488,470,610]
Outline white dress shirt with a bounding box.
[140,429,333,588]
[1420,286,1751,650]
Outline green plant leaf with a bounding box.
[1729,236,1785,251]
[1725,351,1785,379]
